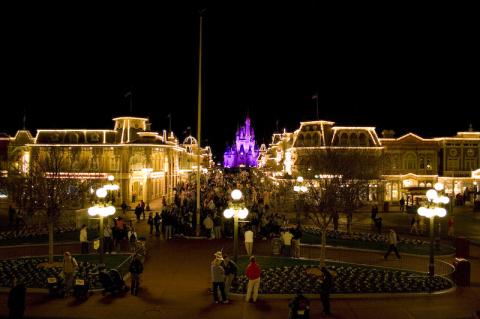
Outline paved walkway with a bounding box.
[1,218,479,319]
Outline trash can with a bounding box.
[455,237,470,258]
[383,202,389,213]
[453,258,470,286]
[272,237,282,255]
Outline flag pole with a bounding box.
[195,11,204,237]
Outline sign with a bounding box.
[75,279,85,286]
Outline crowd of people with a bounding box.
[131,170,295,244]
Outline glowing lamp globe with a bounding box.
[300,186,308,193]
[417,207,427,217]
[426,189,438,201]
[88,206,99,216]
[223,208,234,218]
[238,208,249,219]
[434,207,447,218]
[107,175,115,182]
[297,176,304,183]
[96,188,107,198]
[434,182,444,191]
[293,186,300,192]
[231,189,242,201]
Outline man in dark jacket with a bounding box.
[129,255,144,296]
[8,276,26,319]
[222,254,238,299]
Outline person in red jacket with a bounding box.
[245,256,261,303]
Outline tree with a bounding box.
[300,149,382,266]
[23,146,99,263]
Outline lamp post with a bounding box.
[223,189,248,262]
[89,186,116,264]
[293,176,308,225]
[417,182,449,277]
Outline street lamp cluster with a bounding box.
[417,182,449,277]
[89,175,119,264]
[223,189,248,262]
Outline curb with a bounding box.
[301,243,456,259]
[227,285,457,300]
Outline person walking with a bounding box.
[244,227,254,256]
[134,204,142,222]
[103,223,113,254]
[79,224,89,254]
[222,253,238,299]
[410,216,419,235]
[147,212,154,235]
[384,228,401,260]
[129,254,143,296]
[320,267,333,316]
[245,256,261,303]
[153,212,161,237]
[121,201,127,215]
[213,214,222,239]
[282,228,294,257]
[203,214,214,239]
[447,216,455,238]
[140,200,146,220]
[211,251,228,304]
[128,227,138,252]
[8,276,26,319]
[399,197,405,212]
[62,252,78,295]
[292,225,302,258]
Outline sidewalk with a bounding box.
[1,218,479,319]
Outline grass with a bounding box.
[301,232,456,255]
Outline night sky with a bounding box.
[1,3,478,161]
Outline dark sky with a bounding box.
[1,3,478,161]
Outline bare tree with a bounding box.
[300,150,382,266]
[25,146,99,263]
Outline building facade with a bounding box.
[259,120,480,205]
[2,116,212,207]
[224,116,259,168]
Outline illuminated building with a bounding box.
[2,116,212,206]
[260,120,480,204]
[224,116,259,168]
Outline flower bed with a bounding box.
[301,227,455,255]
[0,228,97,246]
[232,256,453,295]
[0,254,131,289]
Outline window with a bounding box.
[358,133,367,146]
[404,153,417,170]
[419,157,425,169]
[349,133,358,146]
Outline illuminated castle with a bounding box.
[224,116,259,168]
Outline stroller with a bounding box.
[98,268,128,296]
